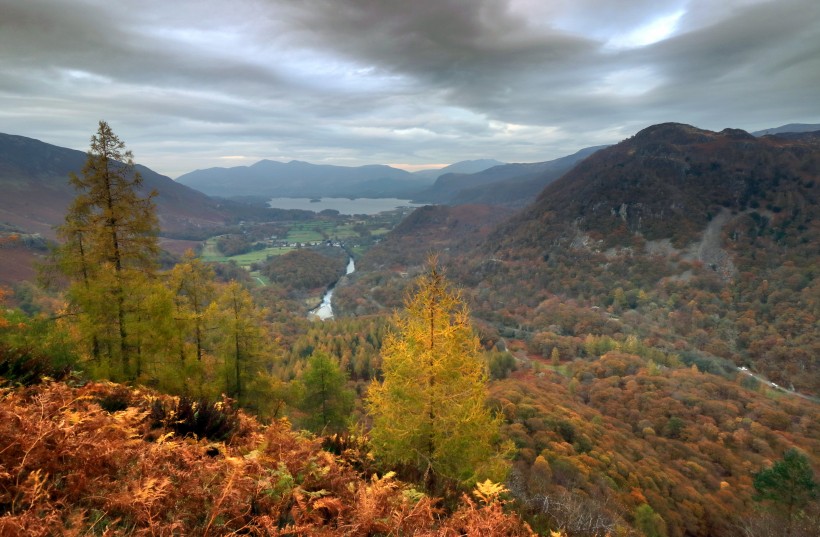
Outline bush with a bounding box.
[149,396,240,442]
[0,343,72,386]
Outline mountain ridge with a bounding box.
[176,159,431,199]
[0,132,228,238]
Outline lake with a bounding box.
[268,197,421,215]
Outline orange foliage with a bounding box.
[0,381,532,536]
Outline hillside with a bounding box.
[331,122,820,536]
[0,133,228,239]
[413,147,604,207]
[0,380,533,536]
[752,123,820,136]
[176,159,433,199]
[460,123,819,392]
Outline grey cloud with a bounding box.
[0,0,818,177]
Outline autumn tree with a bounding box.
[55,121,160,380]
[169,250,217,363]
[210,281,271,404]
[367,258,510,491]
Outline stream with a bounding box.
[311,257,355,320]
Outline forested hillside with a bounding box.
[336,124,820,535]
[1,122,818,536]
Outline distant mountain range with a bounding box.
[412,146,606,207]
[411,159,505,180]
[752,123,820,136]
[176,160,432,199]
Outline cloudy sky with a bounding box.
[1,0,819,178]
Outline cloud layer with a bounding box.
[1,0,818,177]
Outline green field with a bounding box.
[200,237,294,267]
[199,218,391,268]
[285,221,361,241]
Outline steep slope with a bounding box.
[176,159,432,199]
[0,380,533,535]
[413,147,604,206]
[333,122,820,536]
[0,133,227,239]
[467,123,819,391]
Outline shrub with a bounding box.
[150,396,240,442]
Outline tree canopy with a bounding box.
[367,258,510,490]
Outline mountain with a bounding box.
[334,123,820,536]
[176,159,434,199]
[412,146,604,206]
[479,123,819,390]
[752,123,820,136]
[412,159,505,180]
[495,123,818,249]
[0,133,227,239]
[343,122,820,392]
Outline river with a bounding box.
[312,257,355,320]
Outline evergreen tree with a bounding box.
[754,448,818,536]
[296,351,354,434]
[55,121,159,380]
[210,281,269,403]
[169,250,216,363]
[367,258,510,490]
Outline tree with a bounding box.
[296,351,354,433]
[55,121,159,380]
[635,503,668,537]
[367,258,510,490]
[753,448,818,536]
[210,281,270,403]
[169,250,216,362]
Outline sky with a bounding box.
[1,0,819,178]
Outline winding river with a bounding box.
[312,257,355,320]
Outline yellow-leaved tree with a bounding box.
[54,121,161,381]
[367,258,511,491]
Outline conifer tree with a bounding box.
[297,351,354,434]
[169,250,216,362]
[55,121,160,380]
[211,281,270,403]
[754,448,818,536]
[367,258,510,490]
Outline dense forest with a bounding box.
[1,122,818,536]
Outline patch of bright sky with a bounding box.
[390,163,448,171]
[604,9,685,50]
[58,69,112,86]
[488,120,562,140]
[273,48,410,93]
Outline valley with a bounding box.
[0,122,818,536]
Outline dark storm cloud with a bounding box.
[0,0,818,176]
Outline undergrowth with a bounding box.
[0,381,535,536]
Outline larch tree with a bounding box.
[55,121,160,380]
[169,250,217,363]
[210,281,270,404]
[367,258,510,491]
[297,351,354,434]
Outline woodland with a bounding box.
[0,121,818,536]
